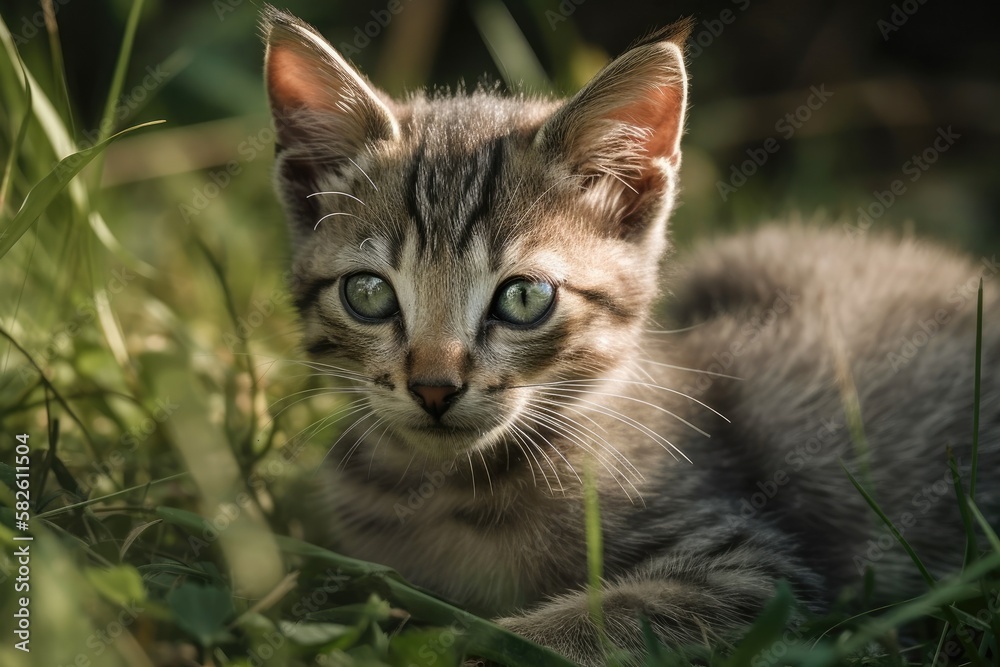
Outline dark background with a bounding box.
[5,0,998,250]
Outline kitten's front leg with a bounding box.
[486,532,822,666]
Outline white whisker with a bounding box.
[639,359,744,381]
[314,211,366,230]
[348,157,379,191]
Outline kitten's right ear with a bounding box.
[262,5,399,159]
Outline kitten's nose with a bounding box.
[409,383,462,419]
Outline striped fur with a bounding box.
[263,7,999,665]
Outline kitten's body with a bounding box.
[262,8,999,664]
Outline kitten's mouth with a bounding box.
[394,420,510,458]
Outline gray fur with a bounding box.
[262,7,999,665]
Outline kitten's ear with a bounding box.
[536,22,691,232]
[262,6,399,159]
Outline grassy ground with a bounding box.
[0,1,998,666]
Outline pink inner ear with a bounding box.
[609,84,684,168]
[268,47,338,114]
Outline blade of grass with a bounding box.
[583,459,606,643]
[0,49,39,379]
[0,46,31,215]
[36,472,189,519]
[802,553,1000,667]
[948,447,979,565]
[968,499,1000,557]
[192,235,259,461]
[88,0,146,191]
[841,461,989,665]
[470,0,552,93]
[724,581,794,667]
[0,119,164,260]
[0,325,99,455]
[42,0,74,136]
[157,506,578,666]
[841,461,936,587]
[970,278,983,500]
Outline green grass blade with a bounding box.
[470,0,552,93]
[970,278,983,499]
[804,553,1000,666]
[0,119,163,260]
[724,580,794,667]
[968,499,1000,557]
[42,0,75,136]
[95,0,145,144]
[949,447,979,565]
[37,472,188,519]
[156,507,577,666]
[841,460,936,588]
[88,0,145,192]
[583,460,606,639]
[0,49,31,216]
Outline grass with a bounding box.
[1,3,998,666]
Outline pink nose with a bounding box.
[409,383,462,419]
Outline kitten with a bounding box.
[262,7,999,665]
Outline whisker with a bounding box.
[510,420,563,493]
[534,390,692,464]
[338,415,387,470]
[520,407,641,502]
[476,448,495,497]
[535,386,711,438]
[521,405,642,488]
[466,451,476,500]
[518,378,730,424]
[645,322,707,335]
[505,423,545,491]
[307,191,367,206]
[638,359,744,381]
[524,400,642,481]
[348,157,379,191]
[314,211,366,230]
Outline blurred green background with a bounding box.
[4,0,998,250]
[0,1,997,665]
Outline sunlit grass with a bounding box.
[1,4,998,667]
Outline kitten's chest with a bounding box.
[324,469,588,616]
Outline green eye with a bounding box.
[491,279,555,326]
[342,273,399,321]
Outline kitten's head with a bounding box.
[263,8,689,461]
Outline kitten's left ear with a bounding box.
[536,22,691,230]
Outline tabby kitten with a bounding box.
[262,7,999,665]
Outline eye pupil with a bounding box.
[342,272,399,321]
[491,279,555,326]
